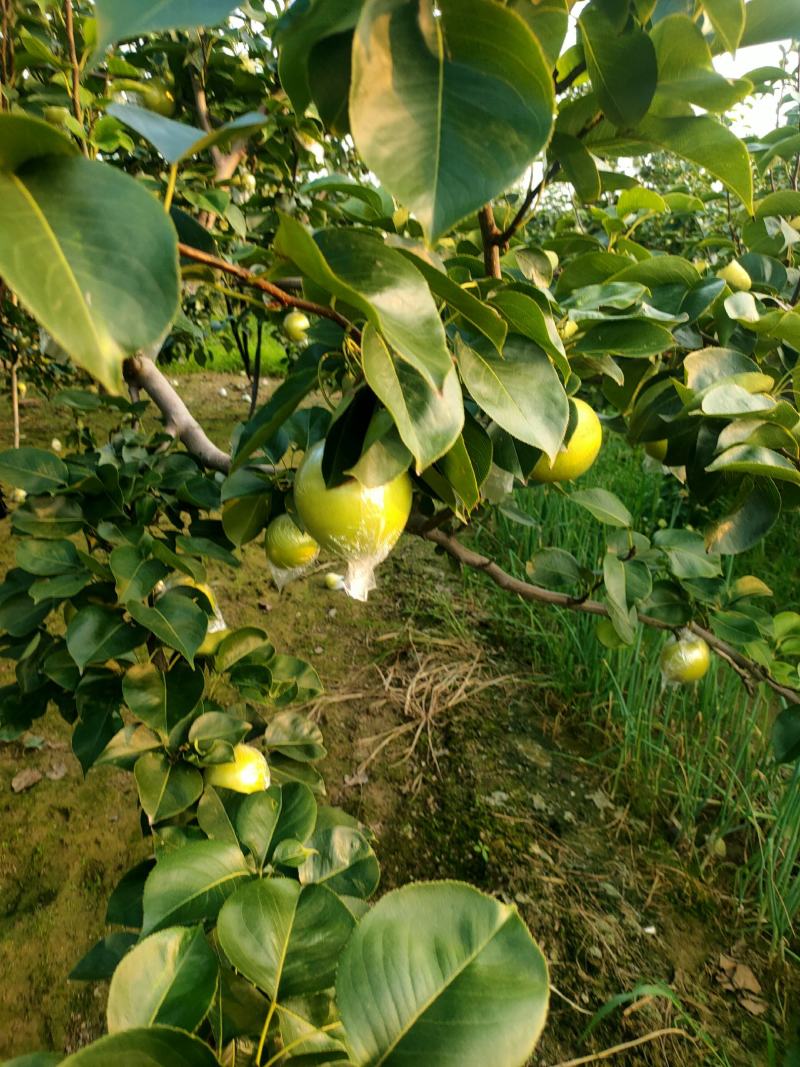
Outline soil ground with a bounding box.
[0,374,797,1065]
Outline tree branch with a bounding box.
[63,0,88,157]
[479,204,502,279]
[494,163,559,248]
[414,523,800,706]
[123,354,232,473]
[493,113,603,247]
[178,242,355,335]
[554,60,587,95]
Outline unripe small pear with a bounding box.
[558,320,579,341]
[284,310,310,343]
[644,439,668,462]
[717,261,751,291]
[43,106,70,126]
[51,438,62,453]
[17,381,27,398]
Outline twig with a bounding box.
[63,0,88,156]
[413,523,800,706]
[551,984,593,1016]
[479,204,502,279]
[0,0,15,110]
[494,114,602,246]
[178,243,355,335]
[10,356,19,449]
[554,60,587,94]
[225,295,251,377]
[547,1028,692,1066]
[249,317,263,419]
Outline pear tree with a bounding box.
[0,0,799,1063]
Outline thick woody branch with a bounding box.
[123,355,231,473]
[415,523,800,706]
[178,243,355,334]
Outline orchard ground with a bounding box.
[0,374,798,1065]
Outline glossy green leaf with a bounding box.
[684,347,764,392]
[574,320,674,358]
[107,104,268,165]
[706,445,800,485]
[456,335,568,462]
[15,538,81,576]
[754,190,800,219]
[0,144,179,393]
[0,448,68,494]
[218,879,355,998]
[213,627,273,672]
[395,249,507,351]
[362,326,463,473]
[234,788,282,865]
[703,0,745,51]
[275,216,451,389]
[60,1027,220,1066]
[128,593,207,665]
[633,115,753,213]
[270,781,318,852]
[96,725,162,769]
[510,0,569,68]
[653,529,722,579]
[489,292,567,369]
[12,495,82,537]
[609,256,699,288]
[66,606,144,672]
[579,3,656,127]
[525,548,582,591]
[134,752,204,824]
[69,932,139,982]
[233,359,319,468]
[275,0,363,114]
[299,826,380,898]
[773,707,800,764]
[93,0,240,57]
[337,882,549,1067]
[264,711,326,763]
[617,187,667,217]
[0,112,75,170]
[350,0,555,239]
[603,553,636,644]
[650,16,751,114]
[107,926,218,1034]
[141,840,250,935]
[550,132,601,202]
[123,662,205,741]
[740,0,799,46]
[110,545,169,603]
[570,488,632,528]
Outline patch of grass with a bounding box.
[462,431,800,950]
[164,331,289,377]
